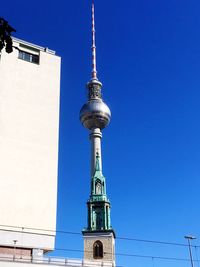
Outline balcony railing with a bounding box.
[0,254,115,267]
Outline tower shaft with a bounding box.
[90,128,102,176]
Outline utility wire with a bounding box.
[117,236,188,247]
[0,223,197,248]
[0,242,194,264]
[54,247,196,263]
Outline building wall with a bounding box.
[0,38,61,251]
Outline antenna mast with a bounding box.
[91,1,98,80]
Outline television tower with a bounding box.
[80,1,115,265]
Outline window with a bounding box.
[18,50,39,64]
[93,240,103,259]
[95,180,102,195]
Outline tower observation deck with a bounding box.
[79,1,115,265]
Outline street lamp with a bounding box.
[185,235,196,267]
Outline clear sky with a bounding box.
[2,0,200,267]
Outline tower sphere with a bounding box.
[80,99,111,130]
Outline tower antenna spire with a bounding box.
[91,0,98,80]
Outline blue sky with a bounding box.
[2,0,200,266]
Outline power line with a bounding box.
[0,223,197,248]
[0,224,80,236]
[117,236,188,247]
[0,240,194,264]
[54,247,196,263]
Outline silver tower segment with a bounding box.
[80,1,111,177]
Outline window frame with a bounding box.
[18,50,40,65]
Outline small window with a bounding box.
[93,240,103,259]
[95,180,102,195]
[18,50,39,64]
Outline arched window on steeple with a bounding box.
[95,179,102,195]
[93,240,103,259]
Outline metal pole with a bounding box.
[185,235,196,267]
[21,227,24,259]
[13,240,17,260]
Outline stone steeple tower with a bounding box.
[79,1,115,265]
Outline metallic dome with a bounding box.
[80,99,111,130]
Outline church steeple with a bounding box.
[79,1,115,265]
[86,152,112,232]
[91,152,106,197]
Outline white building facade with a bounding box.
[0,38,61,258]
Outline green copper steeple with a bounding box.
[83,152,114,234]
[91,152,106,199]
